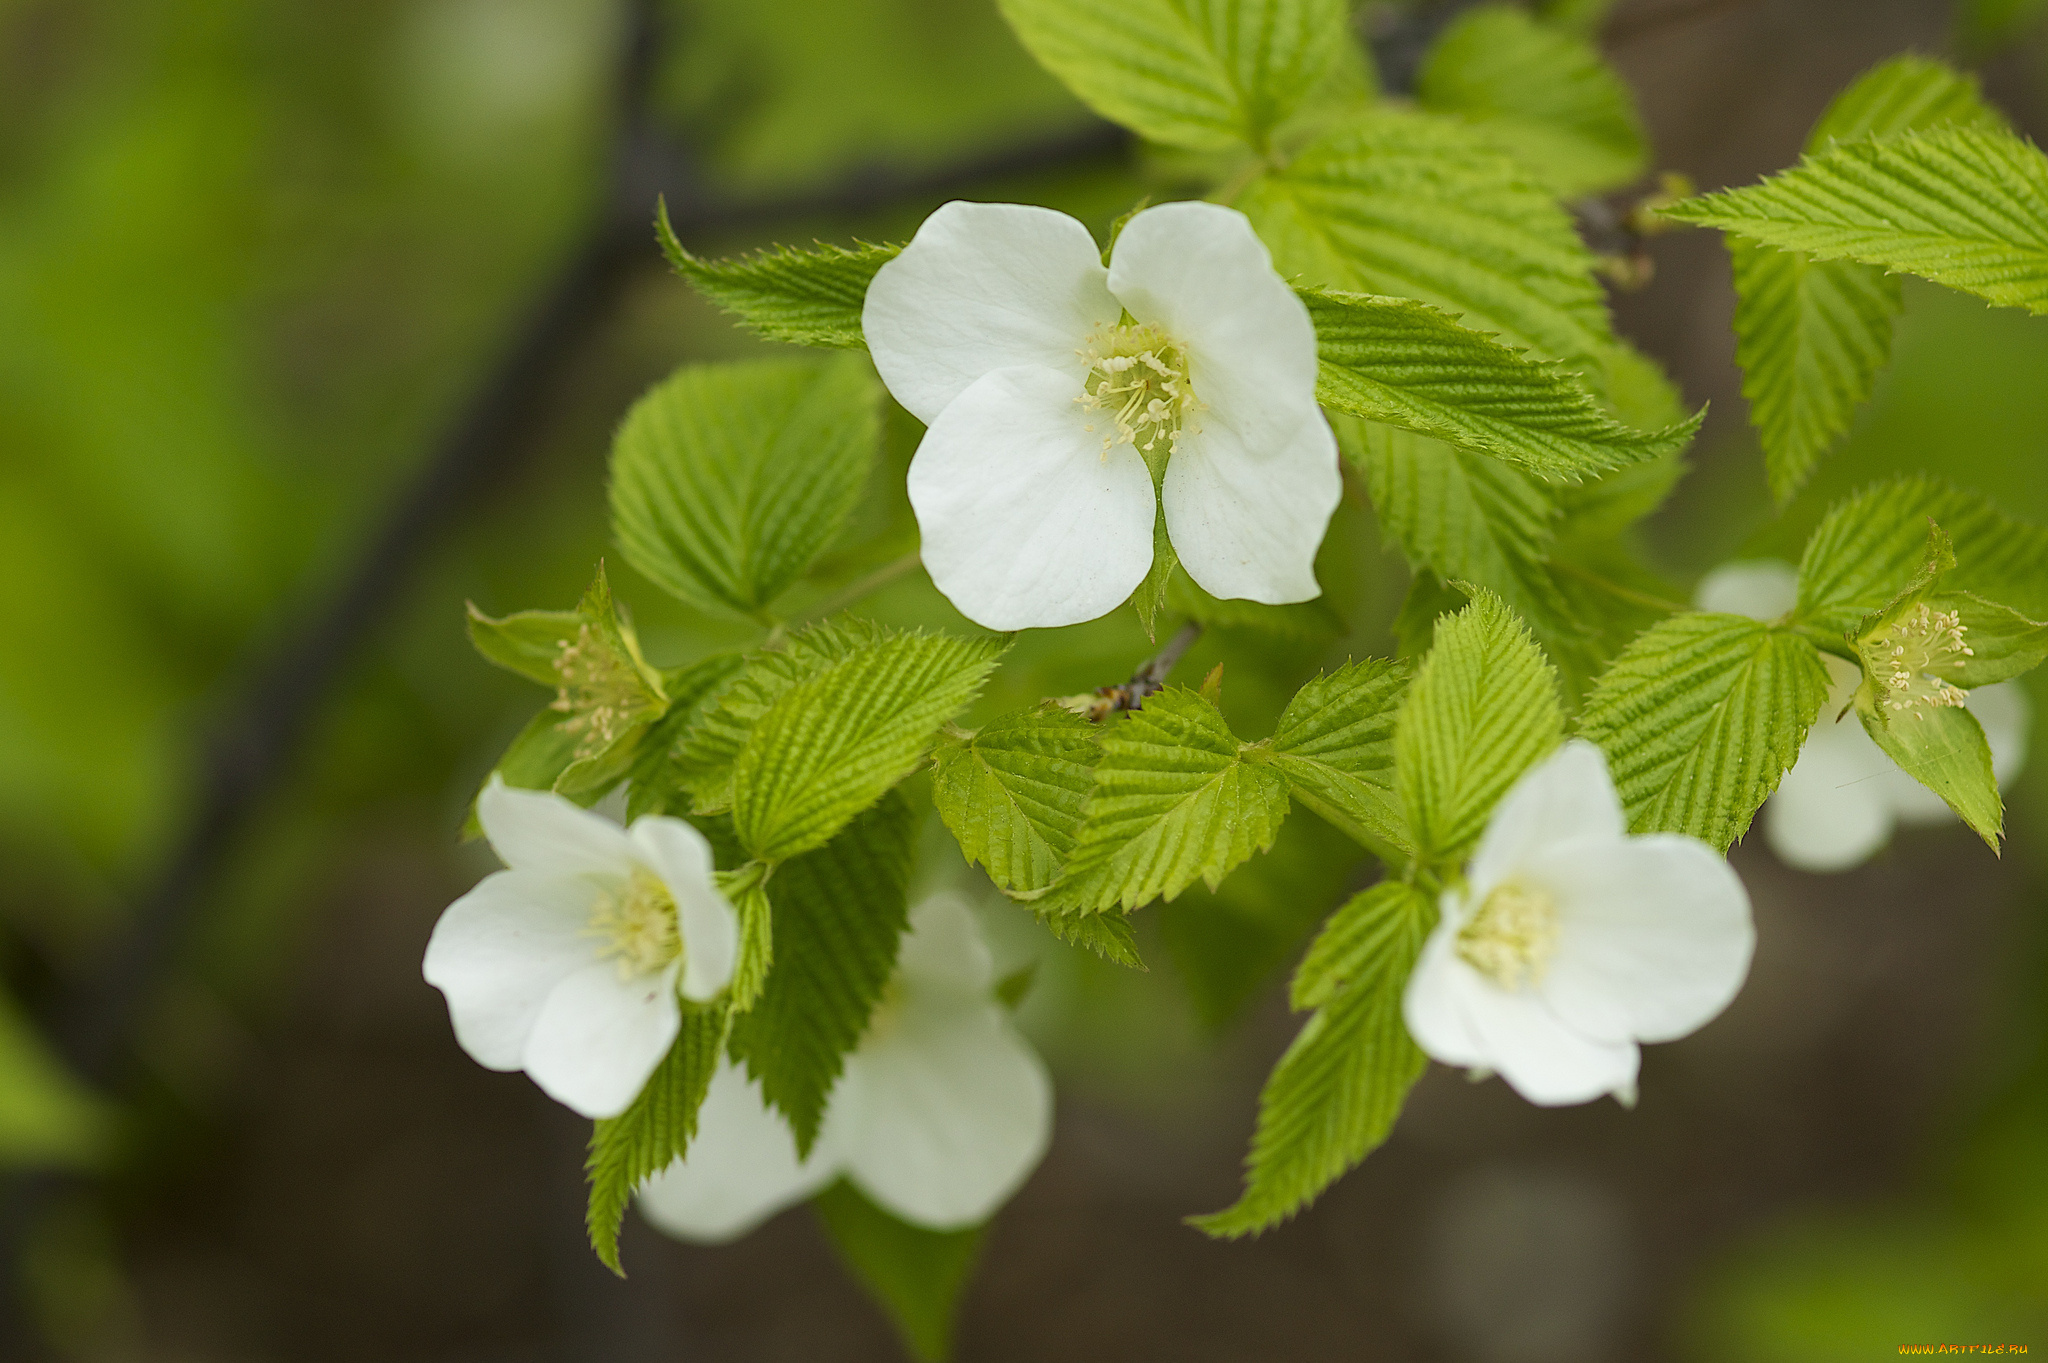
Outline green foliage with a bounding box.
[1037,905,1147,968]
[609,356,881,620]
[813,1179,986,1363]
[1576,614,1831,850]
[1807,55,2003,147]
[1041,688,1291,914]
[930,704,1102,894]
[719,867,776,1015]
[1393,589,1564,865]
[730,793,916,1155]
[1166,573,1348,641]
[1862,703,2002,848]
[1664,126,2048,316]
[730,629,1006,862]
[0,990,111,1169]
[624,654,752,820]
[1192,881,1433,1237]
[1304,290,1699,482]
[996,0,1353,153]
[586,1004,728,1275]
[659,210,898,350]
[1416,5,1647,197]
[1262,655,1413,858]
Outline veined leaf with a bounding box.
[1264,654,1412,858]
[1663,126,2048,316]
[1807,54,2004,147]
[996,0,1352,152]
[1041,688,1291,914]
[729,793,915,1155]
[586,1004,728,1274]
[1576,614,1830,850]
[1192,881,1433,1238]
[731,630,1007,862]
[610,356,881,620]
[1037,906,1146,968]
[813,1180,984,1363]
[624,654,751,821]
[1858,702,2002,847]
[1305,290,1699,482]
[931,704,1102,895]
[659,209,897,350]
[1393,589,1563,865]
[1416,5,1647,197]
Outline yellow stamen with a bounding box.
[586,867,683,980]
[1456,881,1561,990]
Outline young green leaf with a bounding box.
[1662,126,2048,316]
[1860,703,2002,847]
[623,653,751,821]
[1263,655,1413,859]
[1037,905,1146,968]
[719,867,775,1015]
[1192,881,1433,1238]
[1576,614,1831,850]
[1416,5,1647,197]
[813,1179,985,1363]
[931,704,1102,895]
[996,0,1352,153]
[1393,589,1564,864]
[586,1004,728,1275]
[659,209,898,350]
[610,356,881,620]
[728,793,916,1155]
[1304,289,1700,482]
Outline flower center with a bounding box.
[1456,880,1560,990]
[587,866,682,980]
[551,623,645,759]
[1075,321,1202,463]
[1876,602,1973,718]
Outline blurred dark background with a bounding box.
[1,0,2046,1358]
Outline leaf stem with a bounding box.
[801,551,923,621]
[1550,559,1689,615]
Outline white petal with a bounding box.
[477,776,633,879]
[1162,410,1340,604]
[636,1062,841,1245]
[894,894,995,997]
[522,960,681,1118]
[627,816,739,1002]
[1452,971,1640,1107]
[1766,715,1897,870]
[1402,909,1489,1068]
[1526,835,1754,1045]
[863,201,1119,425]
[1467,740,1621,896]
[833,999,1052,1229]
[906,365,1156,630]
[1692,560,1799,619]
[422,870,597,1071]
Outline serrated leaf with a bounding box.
[718,868,775,1015]
[659,210,897,350]
[586,1004,728,1275]
[1042,688,1291,914]
[729,793,915,1155]
[1416,5,1647,197]
[623,654,750,821]
[997,0,1352,152]
[1808,55,2004,148]
[1860,702,2003,847]
[1575,614,1830,850]
[1192,881,1433,1238]
[1264,655,1413,859]
[1036,906,1146,968]
[931,704,1101,895]
[729,630,1006,862]
[611,356,880,620]
[1304,289,1699,482]
[1663,126,2048,315]
[813,1179,985,1363]
[1393,589,1564,864]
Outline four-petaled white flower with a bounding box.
[863,199,1340,631]
[1696,560,2033,873]
[1403,741,1755,1107]
[422,777,740,1118]
[637,894,1052,1242]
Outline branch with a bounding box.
[1073,621,1205,721]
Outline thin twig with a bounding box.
[1550,559,1689,615]
[1074,621,1205,720]
[800,551,925,622]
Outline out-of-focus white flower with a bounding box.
[1403,742,1754,1106]
[1694,560,2034,872]
[862,199,1340,630]
[422,777,738,1118]
[637,894,1052,1242]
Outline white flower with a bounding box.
[637,894,1053,1242]
[1403,741,1755,1107]
[1695,560,2034,873]
[422,777,739,1118]
[862,199,1341,630]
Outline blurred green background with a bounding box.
[1,0,2045,1358]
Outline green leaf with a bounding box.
[1041,688,1291,914]
[1132,495,1178,640]
[730,630,1006,862]
[996,0,1353,152]
[1036,906,1146,968]
[1393,589,1564,864]
[1416,5,1647,197]
[586,1004,728,1275]
[1575,614,1831,850]
[729,793,916,1154]
[1391,571,1471,659]
[659,208,897,350]
[610,356,881,620]
[624,654,751,821]
[1861,702,2002,847]
[1166,572,1346,641]
[1263,654,1413,859]
[718,867,775,1015]
[1662,126,2048,316]
[931,704,1102,895]
[1807,55,2005,148]
[1191,881,1433,1238]
[813,1179,985,1363]
[1304,289,1699,482]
